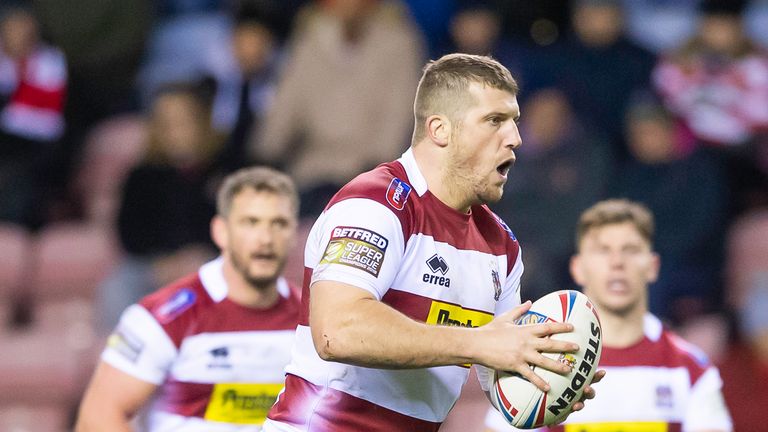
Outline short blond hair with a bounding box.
[575,199,654,250]
[216,166,299,218]
[412,53,519,143]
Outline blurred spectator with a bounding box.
[620,0,699,54]
[96,83,221,330]
[491,88,611,301]
[251,0,425,217]
[541,0,656,159]
[436,1,531,90]
[208,3,281,173]
[35,0,151,196]
[653,0,768,147]
[653,0,768,215]
[444,2,503,56]
[0,5,67,229]
[610,96,729,323]
[746,0,768,49]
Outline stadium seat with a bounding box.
[29,222,119,301]
[72,114,147,224]
[0,403,70,432]
[0,223,33,332]
[0,223,31,300]
[0,325,84,406]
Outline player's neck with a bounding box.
[598,306,646,349]
[222,260,280,309]
[411,144,472,213]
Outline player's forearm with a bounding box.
[75,410,133,432]
[311,295,481,368]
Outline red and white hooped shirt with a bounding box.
[265,148,524,432]
[102,257,300,431]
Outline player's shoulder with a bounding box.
[327,161,416,214]
[646,314,714,383]
[474,205,521,260]
[139,272,212,327]
[479,206,518,240]
[659,327,712,369]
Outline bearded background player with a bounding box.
[485,199,732,431]
[76,166,301,431]
[263,53,603,432]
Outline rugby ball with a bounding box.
[489,290,602,428]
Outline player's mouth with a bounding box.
[497,159,514,178]
[607,279,629,293]
[251,252,277,263]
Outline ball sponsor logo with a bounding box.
[547,321,602,417]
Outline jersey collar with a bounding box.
[398,147,428,197]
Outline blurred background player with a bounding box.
[485,199,732,431]
[75,166,301,431]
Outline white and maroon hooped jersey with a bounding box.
[485,313,733,432]
[102,258,300,432]
[266,148,523,432]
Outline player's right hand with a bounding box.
[474,301,579,393]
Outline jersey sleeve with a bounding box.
[309,198,406,300]
[101,304,178,385]
[683,366,733,431]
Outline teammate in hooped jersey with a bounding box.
[76,167,302,431]
[485,199,733,432]
[263,54,604,432]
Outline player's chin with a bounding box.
[248,265,280,281]
[480,187,505,204]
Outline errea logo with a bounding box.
[423,254,450,287]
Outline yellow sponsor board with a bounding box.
[564,422,668,432]
[426,300,493,328]
[204,383,283,425]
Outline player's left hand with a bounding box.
[569,369,606,412]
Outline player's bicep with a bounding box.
[77,361,158,427]
[309,279,378,357]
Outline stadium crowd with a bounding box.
[0,0,767,430]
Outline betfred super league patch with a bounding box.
[320,226,388,277]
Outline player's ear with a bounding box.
[570,254,586,286]
[646,252,661,283]
[426,114,450,147]
[211,215,228,250]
